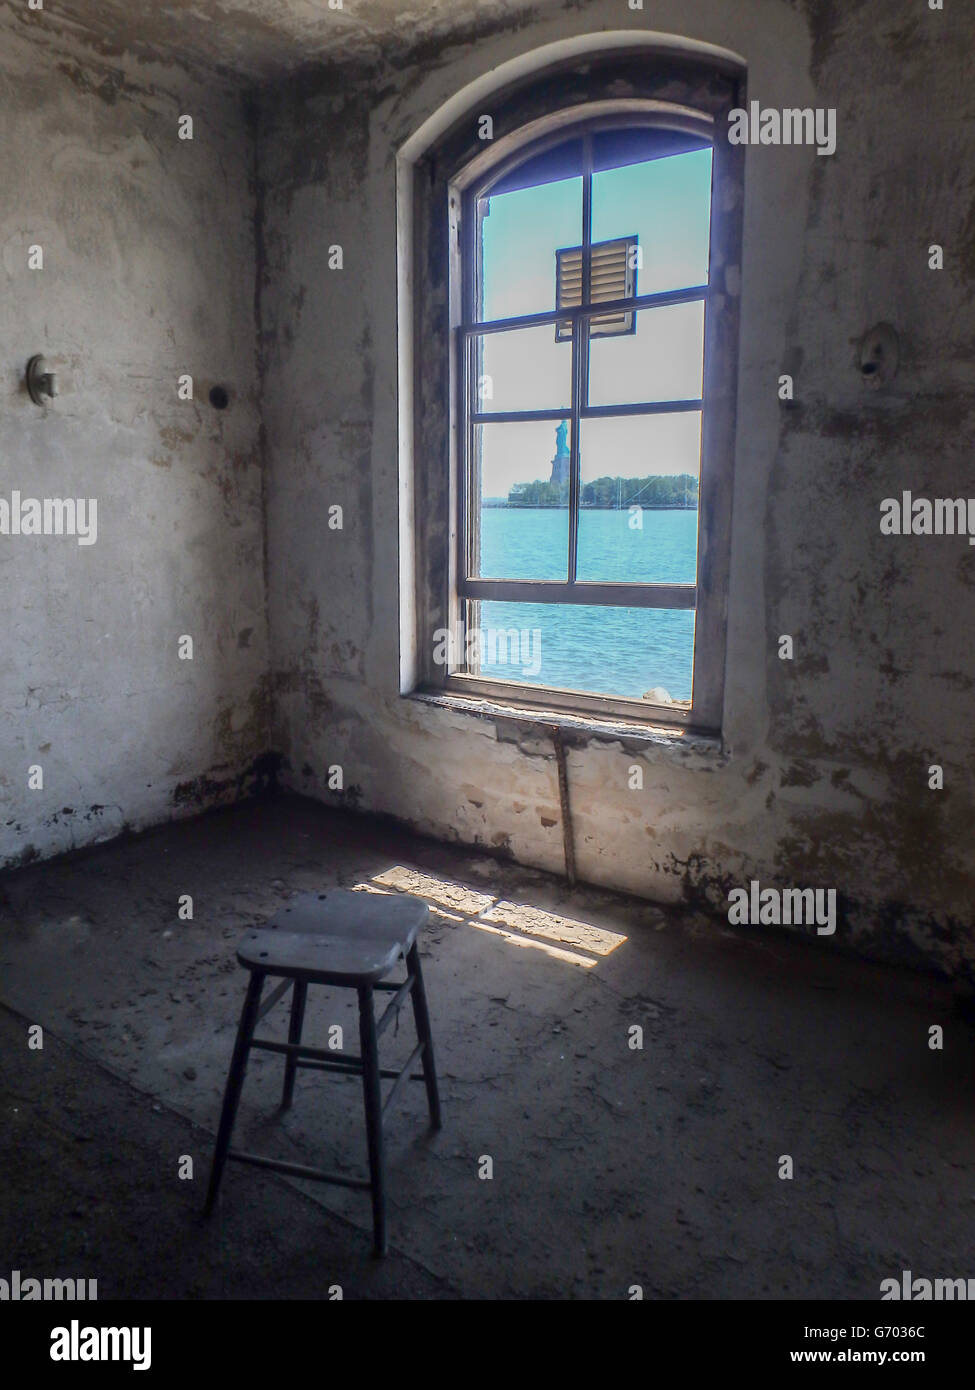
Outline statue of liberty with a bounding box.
[550,419,570,486]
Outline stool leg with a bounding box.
[204,971,265,1214]
[281,980,307,1109]
[358,986,387,1255]
[407,943,441,1130]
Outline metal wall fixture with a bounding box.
[859,322,899,387]
[26,354,57,405]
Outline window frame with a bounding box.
[410,64,744,736]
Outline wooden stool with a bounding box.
[204,889,441,1254]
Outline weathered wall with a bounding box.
[0,19,269,868]
[259,0,975,978]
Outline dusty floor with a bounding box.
[1,794,973,1300]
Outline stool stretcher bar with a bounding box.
[226,1148,372,1191]
[375,973,416,1039]
[255,978,293,1022]
[249,1034,427,1083]
[382,1041,426,1118]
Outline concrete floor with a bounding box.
[1,795,973,1300]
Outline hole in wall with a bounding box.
[209,385,230,410]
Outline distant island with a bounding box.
[487,419,699,509]
[504,473,699,509]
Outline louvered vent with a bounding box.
[555,236,638,342]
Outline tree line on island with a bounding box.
[502,473,699,508]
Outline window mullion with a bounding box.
[568,324,582,583]
[569,144,593,585]
[582,135,593,306]
[464,334,480,584]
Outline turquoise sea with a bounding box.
[476,508,698,701]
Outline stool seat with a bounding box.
[238,890,428,985]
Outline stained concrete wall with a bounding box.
[0,21,269,868]
[259,0,975,977]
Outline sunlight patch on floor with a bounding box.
[363,866,627,967]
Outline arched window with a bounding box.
[411,48,744,733]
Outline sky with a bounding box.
[476,146,713,498]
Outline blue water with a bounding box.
[475,509,698,700]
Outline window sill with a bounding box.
[405,687,726,759]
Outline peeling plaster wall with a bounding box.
[0,23,269,868]
[259,0,975,978]
[21,0,538,82]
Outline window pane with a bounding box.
[470,421,570,580]
[592,127,709,173]
[479,175,583,322]
[474,325,572,414]
[490,137,583,195]
[591,146,712,295]
[470,600,695,703]
[587,301,705,407]
[576,414,701,584]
